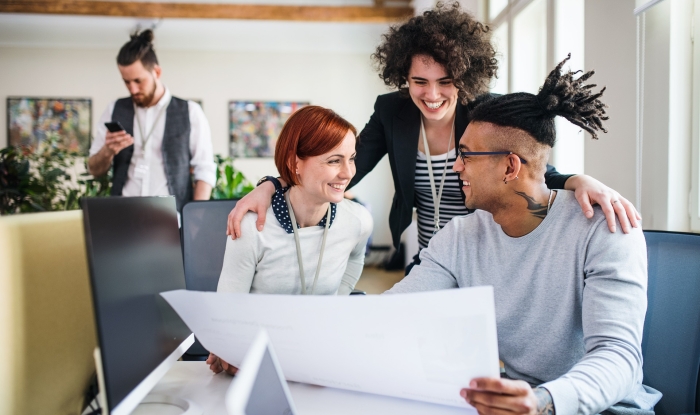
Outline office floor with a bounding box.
[354,266,405,294]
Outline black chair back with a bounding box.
[642,230,700,415]
[182,199,238,292]
[181,199,238,358]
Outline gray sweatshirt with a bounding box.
[387,190,661,415]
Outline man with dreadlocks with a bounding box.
[387,55,661,415]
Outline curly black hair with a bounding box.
[371,2,498,104]
[470,54,609,147]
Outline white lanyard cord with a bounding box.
[134,103,168,152]
[420,118,455,234]
[285,190,331,295]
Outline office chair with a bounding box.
[0,211,97,415]
[642,230,700,415]
[182,200,239,293]
[180,200,238,359]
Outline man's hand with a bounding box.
[206,353,238,376]
[87,131,135,177]
[461,378,554,415]
[564,174,641,234]
[226,181,277,239]
[104,130,134,156]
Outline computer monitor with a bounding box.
[226,330,298,415]
[81,196,194,415]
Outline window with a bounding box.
[489,0,509,21]
[490,22,509,95]
[512,0,546,94]
[487,0,584,174]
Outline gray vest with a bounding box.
[110,96,193,212]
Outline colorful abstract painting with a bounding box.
[229,101,307,158]
[7,97,92,154]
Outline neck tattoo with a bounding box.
[515,190,555,220]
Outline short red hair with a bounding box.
[275,106,357,186]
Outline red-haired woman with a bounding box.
[208,106,372,375]
[217,105,372,296]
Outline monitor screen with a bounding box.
[82,196,192,413]
[227,330,297,415]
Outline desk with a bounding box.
[146,361,473,415]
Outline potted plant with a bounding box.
[0,134,111,215]
[211,155,254,200]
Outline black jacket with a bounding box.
[349,91,573,249]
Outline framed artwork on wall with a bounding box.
[229,101,308,158]
[7,97,92,154]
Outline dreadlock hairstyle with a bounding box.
[470,54,609,147]
[116,29,159,69]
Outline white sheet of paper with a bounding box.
[161,287,499,409]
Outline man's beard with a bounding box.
[132,82,157,107]
[464,190,506,214]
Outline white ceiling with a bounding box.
[0,13,392,53]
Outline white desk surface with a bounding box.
[150,361,473,415]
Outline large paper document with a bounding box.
[161,287,499,409]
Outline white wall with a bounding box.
[664,0,692,231]
[585,0,694,232]
[638,2,672,230]
[639,2,670,228]
[584,0,639,205]
[638,0,693,231]
[0,14,396,245]
[692,0,700,232]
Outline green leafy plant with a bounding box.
[63,169,112,211]
[2,138,252,213]
[0,145,32,214]
[0,134,111,215]
[212,154,254,200]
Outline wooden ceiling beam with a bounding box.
[0,0,413,22]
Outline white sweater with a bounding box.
[217,199,373,295]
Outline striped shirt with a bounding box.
[414,150,468,249]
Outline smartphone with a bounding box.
[104,121,125,133]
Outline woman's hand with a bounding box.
[565,175,641,233]
[226,181,277,239]
[206,353,239,376]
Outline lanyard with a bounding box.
[420,118,455,235]
[285,190,331,295]
[134,103,167,152]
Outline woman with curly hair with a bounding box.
[226,2,639,273]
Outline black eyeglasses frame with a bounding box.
[457,151,528,165]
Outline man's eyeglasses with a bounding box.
[457,151,527,165]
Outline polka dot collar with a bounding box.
[272,187,337,234]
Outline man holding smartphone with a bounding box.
[88,29,215,211]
